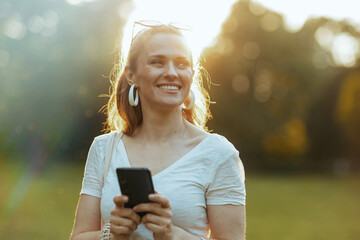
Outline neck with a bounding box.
[134,106,187,143]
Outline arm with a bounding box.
[207,204,246,240]
[168,204,246,240]
[70,194,141,240]
[70,194,103,240]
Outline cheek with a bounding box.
[136,68,154,82]
[181,69,193,80]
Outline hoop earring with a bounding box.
[182,89,195,110]
[129,84,139,106]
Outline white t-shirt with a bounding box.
[81,132,246,239]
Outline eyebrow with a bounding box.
[148,54,190,61]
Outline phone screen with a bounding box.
[116,167,155,216]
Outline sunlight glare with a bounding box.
[66,0,98,6]
[121,0,237,61]
[331,33,358,67]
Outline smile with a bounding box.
[158,85,180,90]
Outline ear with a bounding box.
[124,66,136,85]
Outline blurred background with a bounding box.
[0,0,359,239]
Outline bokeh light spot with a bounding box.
[232,75,250,94]
[215,38,234,55]
[4,15,27,40]
[331,33,358,67]
[66,0,83,5]
[261,12,280,32]
[66,0,99,5]
[254,84,271,102]
[249,1,266,16]
[28,15,45,34]
[43,10,59,28]
[315,26,334,50]
[254,69,272,102]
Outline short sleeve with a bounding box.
[80,137,105,198]
[206,152,246,205]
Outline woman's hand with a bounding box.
[133,193,174,240]
[110,195,141,240]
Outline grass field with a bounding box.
[0,160,359,239]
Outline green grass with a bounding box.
[246,174,360,240]
[0,160,84,240]
[0,161,359,239]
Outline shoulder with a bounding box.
[206,133,245,181]
[206,133,238,155]
[94,131,123,142]
[92,131,123,151]
[192,132,240,168]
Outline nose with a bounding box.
[164,61,178,80]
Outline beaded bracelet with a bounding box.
[100,222,111,240]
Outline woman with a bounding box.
[71,21,246,240]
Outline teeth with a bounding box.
[159,85,179,90]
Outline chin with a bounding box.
[157,101,183,109]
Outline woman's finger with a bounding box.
[143,221,172,234]
[142,212,171,226]
[134,202,172,218]
[110,215,138,232]
[111,207,141,225]
[149,193,171,208]
[113,195,129,208]
[110,224,133,235]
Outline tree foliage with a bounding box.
[202,0,360,171]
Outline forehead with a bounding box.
[141,33,192,59]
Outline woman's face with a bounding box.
[129,33,193,111]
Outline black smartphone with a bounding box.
[116,167,155,217]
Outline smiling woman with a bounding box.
[70,21,246,240]
[130,33,192,106]
[107,22,211,135]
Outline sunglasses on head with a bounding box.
[130,20,192,46]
